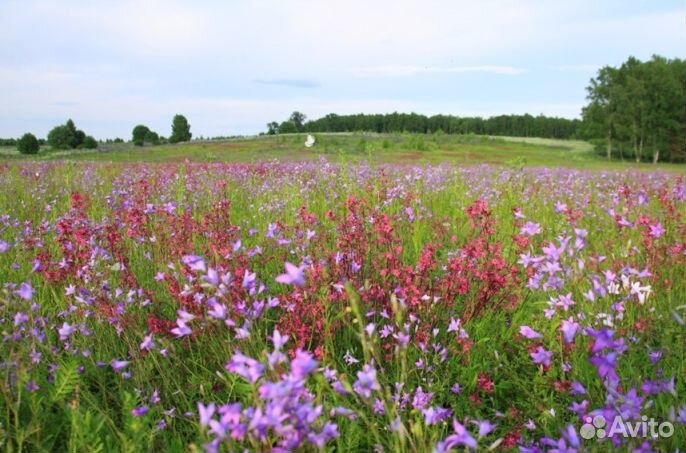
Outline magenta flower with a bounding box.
[275,262,306,287]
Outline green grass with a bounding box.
[2,133,681,170]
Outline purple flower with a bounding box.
[140,334,155,351]
[521,221,542,236]
[530,346,553,367]
[0,240,9,253]
[291,350,318,379]
[132,405,149,417]
[586,328,616,353]
[226,352,264,383]
[555,293,575,311]
[203,268,219,286]
[519,325,542,339]
[170,319,192,338]
[15,282,33,301]
[437,419,478,451]
[560,318,579,344]
[353,363,380,399]
[423,406,452,425]
[472,419,496,437]
[275,261,306,287]
[181,255,206,272]
[14,312,29,326]
[111,360,130,372]
[648,222,665,238]
[589,352,619,385]
[570,381,587,395]
[58,322,76,341]
[271,329,288,350]
[197,402,216,427]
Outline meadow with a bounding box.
[0,142,685,452]
[0,133,681,170]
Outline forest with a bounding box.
[300,112,581,139]
[582,55,685,163]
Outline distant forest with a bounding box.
[301,113,581,139]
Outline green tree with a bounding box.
[132,125,151,146]
[266,122,279,135]
[17,132,40,154]
[278,121,297,134]
[289,111,307,132]
[144,130,160,145]
[169,114,192,143]
[47,119,90,150]
[81,136,98,149]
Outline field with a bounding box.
[0,133,681,171]
[1,143,685,452]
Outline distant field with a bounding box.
[0,133,681,170]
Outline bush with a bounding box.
[47,119,92,150]
[81,136,98,149]
[17,133,40,154]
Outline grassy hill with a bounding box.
[0,133,680,170]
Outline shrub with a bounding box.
[17,133,40,154]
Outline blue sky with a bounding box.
[1,0,684,138]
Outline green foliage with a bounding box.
[51,361,80,402]
[132,125,151,146]
[17,132,40,154]
[289,111,307,132]
[169,114,192,143]
[582,55,686,163]
[81,136,98,149]
[47,119,93,150]
[266,121,279,135]
[278,120,297,134]
[303,112,581,139]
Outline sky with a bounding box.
[0,0,684,139]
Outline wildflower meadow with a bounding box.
[1,160,685,452]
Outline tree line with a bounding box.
[5,114,192,155]
[268,111,581,139]
[581,55,685,163]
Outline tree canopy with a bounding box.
[132,125,160,146]
[169,115,192,143]
[269,112,580,139]
[582,55,685,163]
[17,133,40,154]
[47,119,96,150]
